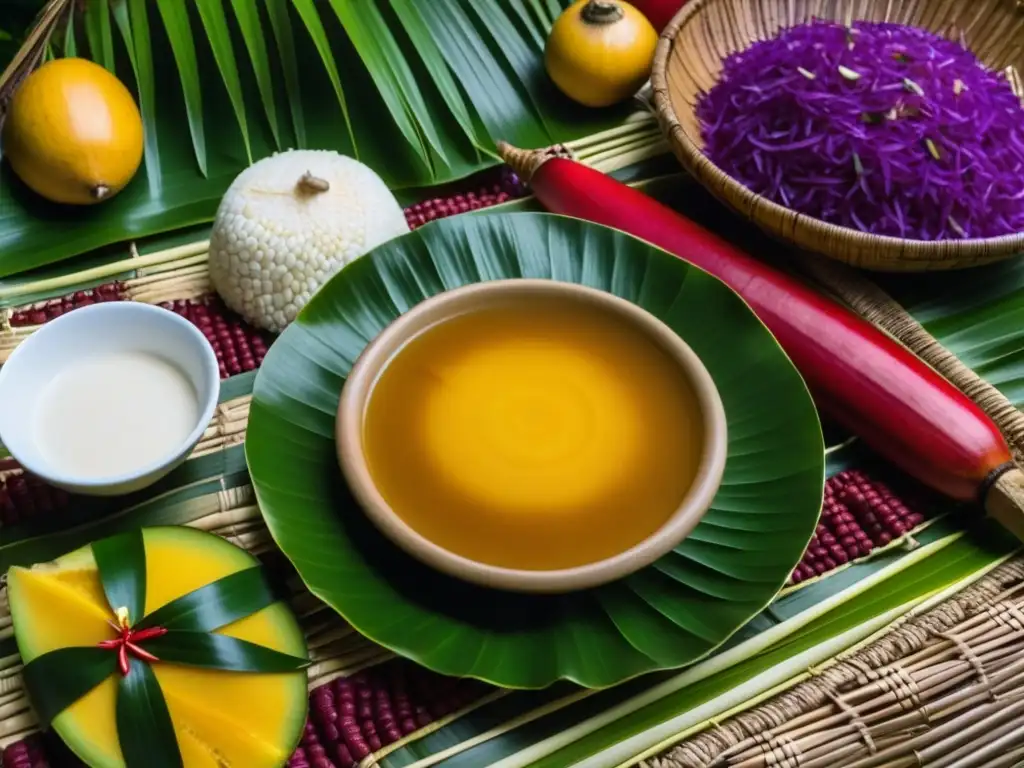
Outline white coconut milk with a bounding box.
[33,351,200,478]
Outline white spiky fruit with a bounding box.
[208,149,409,333]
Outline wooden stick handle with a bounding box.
[985,466,1024,542]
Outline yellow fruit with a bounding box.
[2,58,144,205]
[7,527,308,767]
[545,0,658,108]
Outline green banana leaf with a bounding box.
[875,263,1024,408]
[0,0,632,278]
[246,210,826,689]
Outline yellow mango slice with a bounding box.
[8,526,308,768]
[162,686,289,767]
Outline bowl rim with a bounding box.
[336,278,728,594]
[0,302,221,490]
[649,0,1024,270]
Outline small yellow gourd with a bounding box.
[545,0,658,108]
[2,58,144,205]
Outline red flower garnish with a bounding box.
[97,608,168,676]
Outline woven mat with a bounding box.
[0,172,1020,768]
[646,557,1024,768]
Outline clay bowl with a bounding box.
[335,279,728,593]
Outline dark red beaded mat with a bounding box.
[296,663,490,768]
[793,469,927,585]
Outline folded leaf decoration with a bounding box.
[8,526,310,767]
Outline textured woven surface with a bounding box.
[645,558,1024,767]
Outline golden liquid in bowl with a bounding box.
[362,297,705,571]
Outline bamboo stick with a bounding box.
[0,711,35,739]
[584,135,668,169]
[0,664,21,683]
[983,742,1024,768]
[130,254,209,281]
[589,141,672,174]
[562,113,658,150]
[188,504,261,533]
[306,624,356,650]
[129,276,213,305]
[0,676,21,699]
[1005,65,1023,103]
[0,241,210,303]
[925,707,1024,768]
[0,0,69,128]
[572,127,663,160]
[307,647,395,688]
[0,695,27,722]
[0,726,37,751]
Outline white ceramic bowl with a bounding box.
[0,302,220,496]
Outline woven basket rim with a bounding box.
[649,0,1024,270]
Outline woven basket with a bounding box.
[650,0,1024,272]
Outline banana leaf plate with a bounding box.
[245,212,826,689]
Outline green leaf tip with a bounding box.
[117,661,182,768]
[144,631,310,673]
[21,648,118,727]
[92,529,146,626]
[135,565,281,633]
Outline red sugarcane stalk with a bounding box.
[498,143,1024,539]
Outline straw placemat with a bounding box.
[643,557,1024,767]
[0,172,1019,768]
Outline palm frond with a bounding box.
[227,0,282,148]
[194,0,253,164]
[83,0,114,71]
[263,0,305,147]
[288,0,356,155]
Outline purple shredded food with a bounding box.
[696,20,1024,240]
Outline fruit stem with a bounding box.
[91,185,110,201]
[581,0,624,25]
[496,141,573,185]
[297,172,330,195]
[985,466,1024,542]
